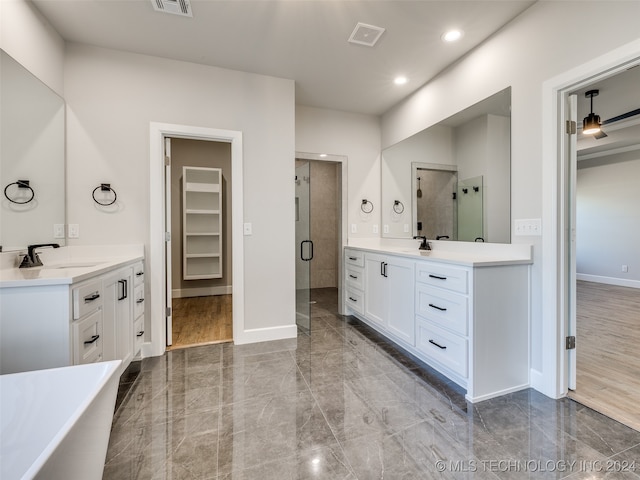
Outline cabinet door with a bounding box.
[103,267,133,371]
[364,253,388,327]
[385,257,415,345]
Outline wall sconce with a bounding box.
[583,89,601,135]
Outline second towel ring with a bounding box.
[361,199,374,214]
[4,180,35,204]
[92,183,117,206]
[393,200,404,214]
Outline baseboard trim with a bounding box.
[466,383,530,403]
[172,286,233,298]
[234,324,298,345]
[576,273,640,289]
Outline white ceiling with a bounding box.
[32,0,536,116]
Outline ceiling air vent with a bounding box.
[152,0,192,17]
[348,23,385,47]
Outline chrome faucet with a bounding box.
[19,243,60,268]
[413,235,431,251]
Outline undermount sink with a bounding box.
[44,263,102,270]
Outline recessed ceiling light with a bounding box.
[442,29,463,42]
[394,76,408,85]
[319,154,327,158]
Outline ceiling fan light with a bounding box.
[582,113,601,134]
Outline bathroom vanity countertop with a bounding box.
[0,246,143,288]
[345,242,533,267]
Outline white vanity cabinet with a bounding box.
[344,246,530,402]
[132,261,145,357]
[102,267,134,370]
[0,254,143,375]
[364,252,415,346]
[344,249,365,315]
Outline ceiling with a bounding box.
[32,0,536,116]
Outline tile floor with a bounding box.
[104,289,640,479]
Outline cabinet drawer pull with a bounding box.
[429,339,447,350]
[84,334,100,345]
[84,292,100,302]
[428,274,447,280]
[348,256,357,261]
[136,298,145,304]
[136,271,144,276]
[349,274,358,279]
[136,331,145,337]
[349,297,358,302]
[428,303,447,312]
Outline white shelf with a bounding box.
[183,166,222,280]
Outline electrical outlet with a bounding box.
[372,224,379,234]
[351,224,357,234]
[383,225,389,234]
[53,224,65,239]
[243,223,252,235]
[403,224,409,233]
[68,224,80,238]
[622,265,629,273]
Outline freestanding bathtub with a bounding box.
[1,360,121,480]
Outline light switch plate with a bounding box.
[383,225,389,234]
[53,224,65,239]
[372,224,379,234]
[243,223,252,235]
[68,224,80,238]
[514,218,541,236]
[351,224,357,234]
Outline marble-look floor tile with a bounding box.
[105,291,640,480]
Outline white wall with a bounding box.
[64,44,296,336]
[381,1,640,397]
[295,105,381,238]
[577,156,640,287]
[0,0,64,95]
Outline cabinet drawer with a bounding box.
[345,265,364,290]
[416,285,468,335]
[133,261,145,287]
[345,249,364,268]
[134,284,145,319]
[416,318,468,378]
[415,262,468,294]
[134,315,144,355]
[345,288,364,315]
[72,279,103,320]
[73,308,103,365]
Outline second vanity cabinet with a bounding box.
[344,247,530,402]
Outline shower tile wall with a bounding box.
[310,161,339,289]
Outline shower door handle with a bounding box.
[300,240,314,261]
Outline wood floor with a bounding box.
[569,280,640,431]
[168,295,232,350]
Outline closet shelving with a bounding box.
[182,166,222,280]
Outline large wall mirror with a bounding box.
[381,87,511,243]
[1,49,65,251]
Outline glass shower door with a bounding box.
[295,161,312,332]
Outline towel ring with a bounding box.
[4,180,35,204]
[393,200,404,214]
[92,183,117,206]
[361,199,374,214]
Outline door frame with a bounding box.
[541,38,640,399]
[149,122,244,357]
[295,151,348,315]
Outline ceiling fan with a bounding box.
[582,89,640,139]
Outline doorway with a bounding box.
[168,138,233,348]
[295,157,343,332]
[149,123,244,358]
[561,63,640,430]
